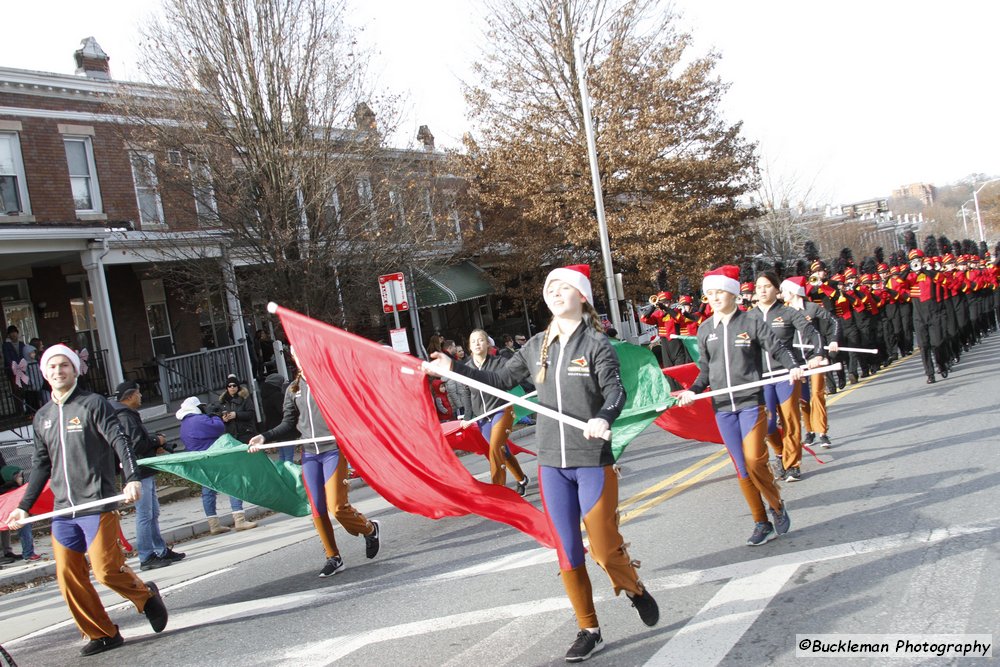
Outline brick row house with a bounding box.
[1,38,496,431]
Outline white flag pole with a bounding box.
[689,363,842,401]
[15,494,129,525]
[250,435,337,451]
[794,343,878,355]
[423,364,611,439]
[463,391,538,425]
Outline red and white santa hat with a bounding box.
[543,264,593,304]
[702,265,740,296]
[780,275,807,298]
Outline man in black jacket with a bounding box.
[5,346,168,657]
[111,381,185,571]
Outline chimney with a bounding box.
[354,103,377,132]
[417,125,435,151]
[74,37,111,80]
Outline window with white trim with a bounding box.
[422,188,436,238]
[356,175,374,226]
[189,159,218,224]
[0,132,30,216]
[63,136,102,213]
[389,188,406,227]
[445,191,461,237]
[129,151,164,226]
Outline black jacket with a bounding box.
[452,322,625,468]
[19,385,139,516]
[218,387,257,443]
[260,373,290,436]
[110,400,160,479]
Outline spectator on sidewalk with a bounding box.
[260,373,295,463]
[111,381,186,571]
[1,465,42,561]
[176,397,257,534]
[219,374,258,443]
[5,344,168,657]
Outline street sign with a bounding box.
[389,327,410,354]
[378,273,408,313]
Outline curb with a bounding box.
[0,504,271,589]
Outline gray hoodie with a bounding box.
[260,376,337,455]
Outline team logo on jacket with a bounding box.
[43,419,52,430]
[67,416,83,432]
[707,333,718,343]
[567,356,590,375]
[734,331,752,347]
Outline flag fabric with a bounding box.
[607,339,678,460]
[654,363,724,444]
[273,305,556,548]
[674,335,700,362]
[441,421,536,458]
[0,482,55,530]
[138,434,311,517]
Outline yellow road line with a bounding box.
[619,458,734,524]
[618,448,728,510]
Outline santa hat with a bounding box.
[702,265,740,296]
[40,343,81,375]
[543,264,593,304]
[779,276,807,298]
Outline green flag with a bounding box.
[138,434,311,517]
[608,339,677,460]
[674,335,700,362]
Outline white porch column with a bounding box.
[81,247,124,388]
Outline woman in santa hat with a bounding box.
[425,264,658,663]
[677,266,803,546]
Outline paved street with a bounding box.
[2,336,999,666]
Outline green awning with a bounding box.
[414,261,494,308]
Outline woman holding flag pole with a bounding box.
[677,266,822,547]
[248,348,381,578]
[425,264,658,663]
[458,329,531,495]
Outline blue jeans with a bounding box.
[18,525,34,559]
[136,476,167,561]
[201,486,243,517]
[277,445,295,463]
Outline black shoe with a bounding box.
[80,627,124,656]
[516,475,530,497]
[927,377,936,384]
[849,373,859,385]
[746,521,777,546]
[565,629,603,662]
[627,586,659,627]
[365,520,381,559]
[0,554,15,565]
[770,502,791,535]
[772,460,786,482]
[784,466,801,482]
[802,432,815,446]
[143,582,168,633]
[941,368,949,379]
[140,555,173,571]
[161,548,186,562]
[319,555,345,577]
[817,434,832,449]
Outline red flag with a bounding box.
[654,363,724,444]
[274,306,556,548]
[0,482,55,530]
[441,421,536,458]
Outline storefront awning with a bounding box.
[414,261,493,308]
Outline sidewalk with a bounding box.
[0,485,272,589]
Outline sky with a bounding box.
[3,0,999,206]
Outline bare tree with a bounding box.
[116,0,461,332]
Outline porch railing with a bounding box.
[155,343,253,403]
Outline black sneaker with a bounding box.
[140,555,172,571]
[770,502,791,535]
[565,629,603,662]
[143,582,168,633]
[746,521,776,546]
[319,555,345,578]
[161,548,186,562]
[772,460,786,482]
[365,520,381,559]
[627,586,659,626]
[802,432,815,446]
[817,434,832,449]
[80,627,124,656]
[784,466,801,482]
[516,475,530,497]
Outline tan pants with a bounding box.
[486,407,526,486]
[307,451,373,558]
[800,373,828,434]
[52,512,152,640]
[766,382,803,469]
